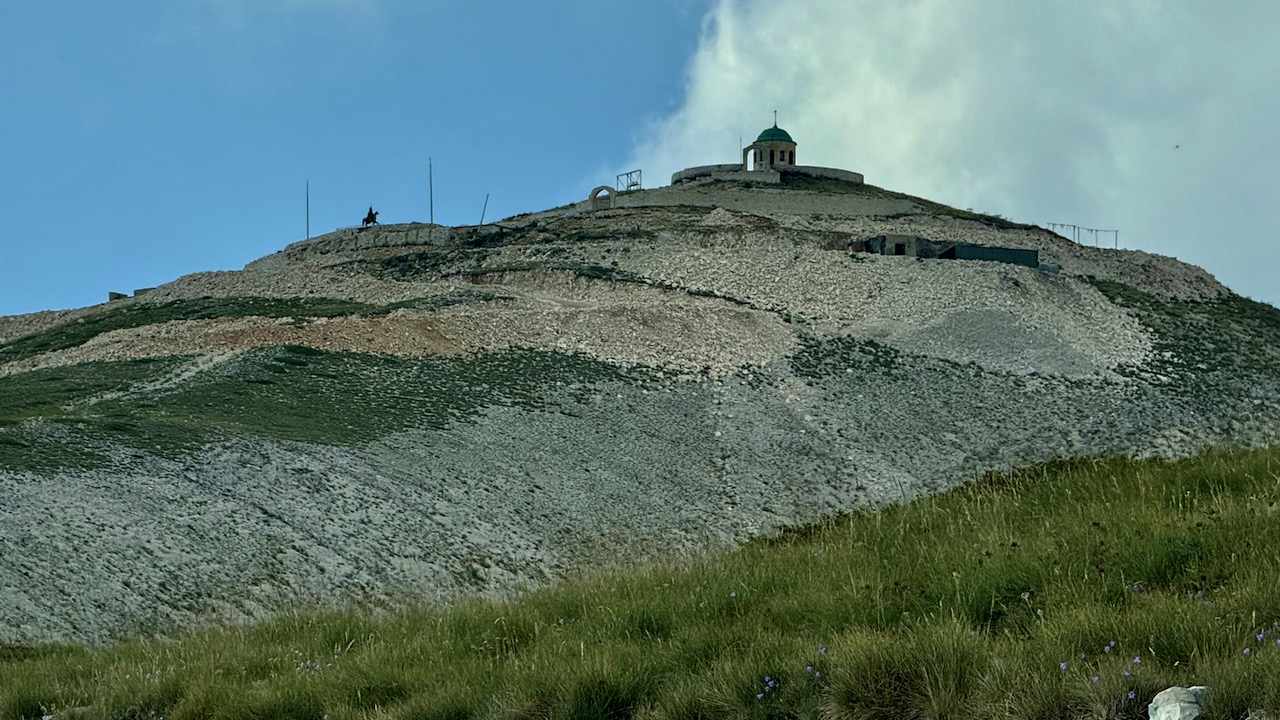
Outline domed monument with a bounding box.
[744,122,797,170]
[671,117,863,185]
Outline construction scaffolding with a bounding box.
[616,169,642,192]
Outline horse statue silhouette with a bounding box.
[362,207,379,227]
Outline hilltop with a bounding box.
[2,173,1278,645]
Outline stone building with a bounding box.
[743,124,798,170]
[670,121,863,185]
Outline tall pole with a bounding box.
[305,179,310,239]
[480,192,489,225]
[429,157,434,226]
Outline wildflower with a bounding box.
[757,693,764,700]
[806,666,814,673]
[730,591,737,598]
[1104,646,1112,653]
[1259,632,1266,641]
[1128,691,1136,700]
[1123,670,1131,677]
[1244,648,1251,655]
[765,676,772,684]
[814,671,822,678]
[1060,662,1068,671]
[1109,640,1117,647]
[1092,676,1099,683]
[819,645,827,654]
[1132,656,1141,664]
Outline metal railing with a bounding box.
[1045,222,1119,248]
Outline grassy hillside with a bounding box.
[4,448,1280,720]
[0,346,633,473]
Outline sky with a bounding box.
[1,1,1277,316]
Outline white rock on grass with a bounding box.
[1149,686,1208,720]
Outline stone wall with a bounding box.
[671,164,864,186]
[671,164,772,184]
[781,165,865,184]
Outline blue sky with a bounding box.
[2,1,1278,316]
[0,1,709,315]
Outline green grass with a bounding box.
[4,448,1280,719]
[776,175,1033,230]
[0,348,632,471]
[1093,281,1280,380]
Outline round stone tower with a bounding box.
[743,123,797,171]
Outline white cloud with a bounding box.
[628,0,1280,303]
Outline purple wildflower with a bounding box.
[1258,632,1266,641]
[1060,662,1068,671]
[1132,656,1142,664]
[1128,691,1136,700]
[757,693,764,700]
[1092,676,1099,683]
[1244,648,1251,655]
[819,645,827,655]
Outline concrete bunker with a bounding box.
[850,236,1044,269]
[852,235,937,258]
[939,244,1040,268]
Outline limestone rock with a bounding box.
[1149,686,1208,720]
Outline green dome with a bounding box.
[756,125,795,143]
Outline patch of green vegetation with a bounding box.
[789,335,908,378]
[443,262,650,286]
[779,175,1033,230]
[377,250,472,280]
[371,290,506,314]
[559,227,656,244]
[0,298,374,364]
[1093,281,1280,378]
[0,348,633,471]
[6,449,1280,718]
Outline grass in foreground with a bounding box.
[4,449,1280,719]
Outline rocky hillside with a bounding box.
[2,175,1277,645]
